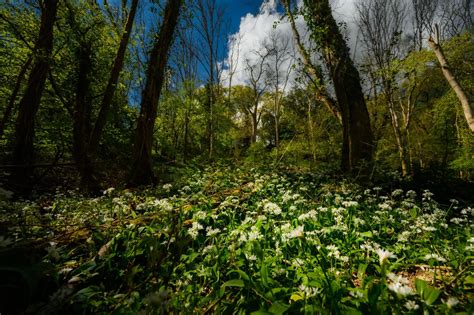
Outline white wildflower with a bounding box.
[379,203,392,211]
[376,248,396,265]
[103,187,115,195]
[155,199,173,212]
[387,273,413,297]
[391,189,404,198]
[245,254,257,261]
[298,284,321,298]
[342,200,359,208]
[289,226,304,238]
[206,226,221,237]
[424,253,447,263]
[444,297,459,309]
[162,183,172,192]
[406,190,417,199]
[404,301,419,310]
[263,201,282,215]
[349,290,364,299]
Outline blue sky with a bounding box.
[222,0,261,34]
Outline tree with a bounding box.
[411,0,439,51]
[89,0,139,154]
[428,26,474,132]
[128,0,183,186]
[9,0,58,194]
[356,0,413,176]
[285,0,374,173]
[193,0,227,158]
[0,56,32,140]
[243,47,271,144]
[264,30,294,148]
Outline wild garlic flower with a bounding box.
[424,253,447,263]
[342,200,359,208]
[263,200,282,215]
[376,248,397,265]
[155,199,173,212]
[206,226,221,237]
[289,225,304,238]
[193,210,207,221]
[406,190,417,199]
[188,222,204,239]
[298,284,321,298]
[103,187,115,195]
[422,190,434,200]
[298,210,317,221]
[391,189,404,198]
[162,183,172,192]
[349,291,365,299]
[404,301,419,310]
[379,202,392,211]
[387,273,413,297]
[443,297,459,308]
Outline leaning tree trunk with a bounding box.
[428,32,474,132]
[283,0,342,123]
[89,0,139,152]
[303,0,374,173]
[0,56,33,140]
[128,0,183,187]
[9,0,58,194]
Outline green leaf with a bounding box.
[357,263,368,279]
[415,278,440,305]
[290,292,304,302]
[360,231,373,238]
[268,301,290,315]
[230,269,250,281]
[222,279,245,288]
[415,278,428,294]
[423,286,441,305]
[261,264,269,288]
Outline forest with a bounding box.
[0,0,473,313]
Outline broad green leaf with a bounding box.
[268,301,289,315]
[261,263,269,288]
[290,292,304,302]
[222,279,245,288]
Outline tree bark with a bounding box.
[89,0,139,152]
[128,0,183,187]
[428,34,474,132]
[301,0,374,172]
[9,0,58,194]
[0,56,33,140]
[72,44,98,190]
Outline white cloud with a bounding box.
[221,0,360,89]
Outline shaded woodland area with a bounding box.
[0,0,472,195]
[0,0,473,314]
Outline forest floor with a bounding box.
[0,164,473,314]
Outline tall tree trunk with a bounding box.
[307,100,316,163]
[303,0,374,173]
[128,0,183,187]
[251,106,258,144]
[9,0,58,194]
[428,33,474,132]
[274,115,280,148]
[0,56,33,140]
[72,44,98,190]
[89,0,139,152]
[385,87,410,176]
